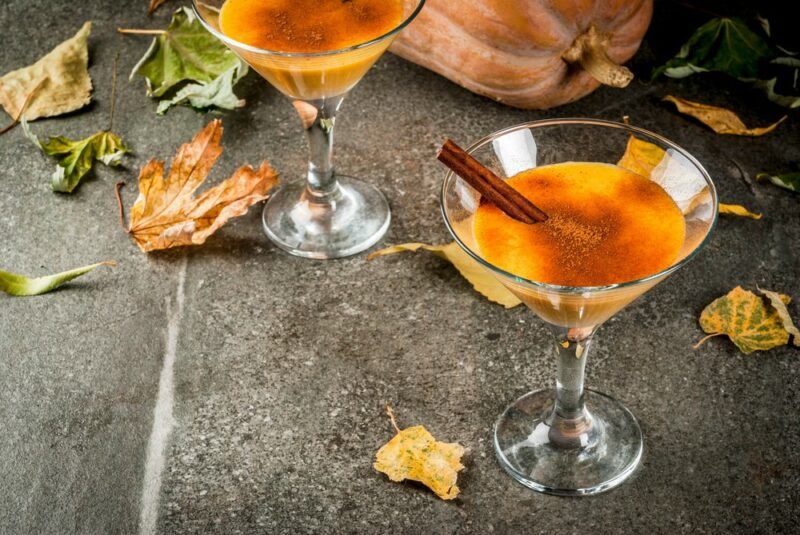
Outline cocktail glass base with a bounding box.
[262,175,390,259]
[494,388,643,496]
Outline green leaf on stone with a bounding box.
[0,261,114,296]
[756,169,800,193]
[753,56,800,109]
[653,17,774,80]
[155,63,246,115]
[23,119,128,193]
[129,6,248,114]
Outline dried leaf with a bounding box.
[663,96,785,136]
[374,407,465,500]
[129,7,248,114]
[758,288,800,347]
[719,204,762,219]
[617,135,710,213]
[128,120,278,252]
[617,135,665,178]
[148,0,170,14]
[1,261,114,296]
[0,22,92,121]
[696,286,795,354]
[367,242,521,308]
[757,170,800,193]
[23,119,128,193]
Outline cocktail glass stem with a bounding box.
[547,325,598,449]
[262,93,390,259]
[296,95,345,198]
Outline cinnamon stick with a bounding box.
[437,139,548,224]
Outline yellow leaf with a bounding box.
[367,242,521,308]
[617,135,666,178]
[617,134,711,213]
[663,96,786,136]
[696,286,794,354]
[719,203,762,219]
[374,407,465,500]
[758,288,800,347]
[0,22,92,122]
[128,120,279,252]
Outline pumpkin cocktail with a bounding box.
[194,0,423,258]
[439,121,717,496]
[219,0,404,100]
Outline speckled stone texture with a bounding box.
[0,1,798,534]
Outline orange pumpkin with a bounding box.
[391,0,653,109]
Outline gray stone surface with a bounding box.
[1,1,798,534]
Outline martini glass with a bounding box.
[193,0,425,258]
[441,119,718,495]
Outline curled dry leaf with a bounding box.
[367,242,521,308]
[719,204,762,219]
[663,96,785,136]
[0,22,92,122]
[1,261,114,297]
[374,406,465,500]
[758,288,800,347]
[127,120,278,252]
[695,286,797,354]
[23,119,128,193]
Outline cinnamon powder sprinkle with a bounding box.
[473,162,686,287]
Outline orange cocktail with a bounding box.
[219,0,403,100]
[472,162,686,327]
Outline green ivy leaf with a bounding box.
[757,169,800,193]
[0,261,114,296]
[653,17,775,80]
[23,119,128,193]
[654,16,800,107]
[130,6,248,114]
[753,56,800,108]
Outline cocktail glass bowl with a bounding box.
[193,0,425,258]
[441,119,718,495]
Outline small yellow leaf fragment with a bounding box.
[663,96,786,136]
[367,242,521,308]
[374,407,465,500]
[696,286,793,354]
[719,203,762,219]
[758,288,800,347]
[617,135,666,178]
[127,120,279,252]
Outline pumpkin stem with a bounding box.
[562,25,633,88]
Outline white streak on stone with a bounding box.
[139,257,187,535]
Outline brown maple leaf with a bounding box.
[128,119,278,252]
